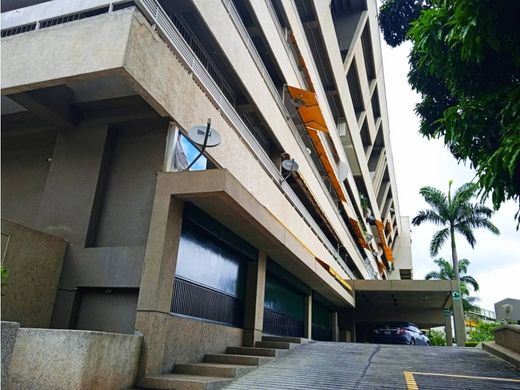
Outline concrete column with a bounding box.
[135,175,185,377]
[338,309,356,342]
[304,292,312,339]
[243,251,267,347]
[36,124,109,245]
[445,315,453,346]
[331,312,339,342]
[453,299,466,346]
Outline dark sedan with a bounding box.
[372,322,430,345]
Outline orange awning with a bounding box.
[287,86,329,133]
[375,220,394,262]
[348,217,370,249]
[287,85,347,202]
[316,257,352,292]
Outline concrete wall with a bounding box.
[8,328,142,390]
[136,311,243,375]
[94,126,166,247]
[1,131,56,227]
[1,321,19,388]
[75,288,138,335]
[1,219,67,328]
[495,298,520,322]
[494,325,520,354]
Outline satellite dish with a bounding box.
[282,159,299,172]
[280,158,299,183]
[187,124,221,147]
[337,160,349,182]
[184,118,222,171]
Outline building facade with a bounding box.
[1,0,412,377]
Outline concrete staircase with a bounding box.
[137,336,308,390]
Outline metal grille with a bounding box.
[263,308,304,337]
[171,277,244,327]
[312,325,333,341]
[1,23,36,38]
[170,14,235,104]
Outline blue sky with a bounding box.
[180,135,207,171]
[381,41,520,312]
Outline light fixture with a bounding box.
[185,118,222,170]
[280,158,299,183]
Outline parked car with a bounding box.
[372,322,430,345]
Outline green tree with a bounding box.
[425,258,479,312]
[468,321,499,342]
[379,0,520,224]
[428,329,446,346]
[412,181,499,344]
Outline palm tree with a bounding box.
[412,181,499,282]
[412,180,499,345]
[425,258,480,312]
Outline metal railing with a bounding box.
[221,0,374,279]
[137,0,357,279]
[1,0,369,280]
[170,14,236,105]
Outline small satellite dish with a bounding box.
[280,158,299,184]
[184,118,222,171]
[337,160,349,182]
[282,159,299,172]
[187,124,221,148]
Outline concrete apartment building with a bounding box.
[1,0,461,386]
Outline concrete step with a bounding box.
[226,346,287,358]
[261,335,309,344]
[254,340,297,349]
[173,362,256,378]
[138,373,234,390]
[204,353,274,366]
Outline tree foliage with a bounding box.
[412,181,499,256]
[428,329,446,346]
[425,258,480,312]
[468,321,499,342]
[379,0,520,224]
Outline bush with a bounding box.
[428,329,446,346]
[468,321,500,342]
[465,341,479,347]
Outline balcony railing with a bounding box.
[1,0,375,280]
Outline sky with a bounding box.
[380,41,520,313]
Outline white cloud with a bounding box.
[381,37,520,312]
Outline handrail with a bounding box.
[136,0,356,278]
[1,0,363,280]
[221,0,374,278]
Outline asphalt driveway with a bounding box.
[224,341,520,389]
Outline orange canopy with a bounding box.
[348,217,370,249]
[287,85,347,202]
[316,257,352,292]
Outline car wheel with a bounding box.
[410,338,415,345]
[426,342,430,346]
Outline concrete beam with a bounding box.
[8,85,78,130]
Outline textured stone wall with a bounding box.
[8,328,142,390]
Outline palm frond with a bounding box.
[457,258,470,275]
[425,271,442,280]
[411,209,446,226]
[464,216,500,235]
[418,186,449,216]
[430,228,450,256]
[455,223,477,248]
[452,183,478,208]
[461,275,479,291]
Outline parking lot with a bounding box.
[225,341,520,389]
